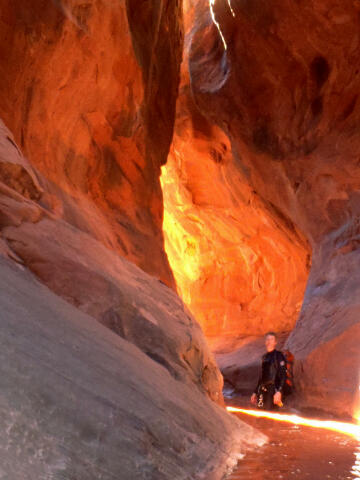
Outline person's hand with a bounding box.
[250,393,257,405]
[273,391,282,406]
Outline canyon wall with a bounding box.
[0,1,267,476]
[161,44,309,353]
[0,254,266,479]
[0,0,184,287]
[161,0,309,353]
[0,0,358,449]
[187,0,360,416]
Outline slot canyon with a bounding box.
[0,0,359,479]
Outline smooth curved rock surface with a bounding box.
[0,118,223,406]
[0,256,266,479]
[286,234,360,417]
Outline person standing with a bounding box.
[250,332,287,410]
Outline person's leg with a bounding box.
[263,386,275,410]
[257,385,278,410]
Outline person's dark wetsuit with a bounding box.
[253,349,287,410]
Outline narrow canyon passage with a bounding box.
[0,0,359,478]
[161,0,360,418]
[159,0,360,476]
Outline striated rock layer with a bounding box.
[188,0,360,416]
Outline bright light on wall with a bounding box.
[209,0,236,50]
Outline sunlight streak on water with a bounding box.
[227,406,360,439]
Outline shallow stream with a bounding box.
[227,406,360,480]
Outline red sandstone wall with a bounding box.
[188,0,360,415]
[161,1,309,352]
[0,0,183,287]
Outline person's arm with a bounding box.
[251,357,263,404]
[275,352,287,393]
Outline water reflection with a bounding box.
[228,413,359,480]
[351,442,360,477]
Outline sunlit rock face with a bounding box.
[160,1,309,353]
[188,0,360,415]
[0,0,183,287]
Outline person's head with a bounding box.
[264,331,277,352]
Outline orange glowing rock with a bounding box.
[160,20,309,352]
[185,0,360,416]
[161,146,309,351]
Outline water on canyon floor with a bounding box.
[226,404,360,480]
